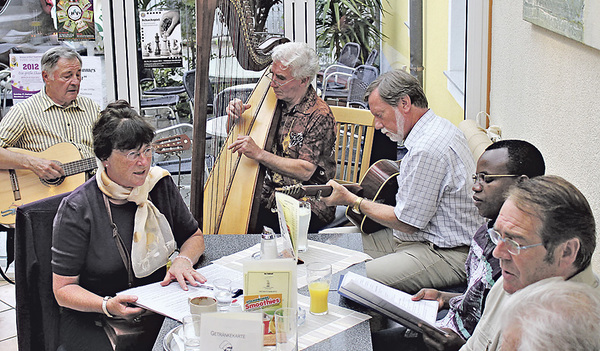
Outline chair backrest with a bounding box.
[365,49,378,66]
[183,69,195,101]
[337,42,361,68]
[347,65,379,108]
[212,83,256,117]
[183,69,214,106]
[329,106,376,183]
[355,64,379,85]
[15,192,71,351]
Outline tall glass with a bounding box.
[297,201,311,252]
[274,307,298,351]
[306,262,332,315]
[182,314,202,350]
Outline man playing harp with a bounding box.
[227,42,336,232]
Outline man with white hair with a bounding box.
[227,42,337,232]
[500,278,600,351]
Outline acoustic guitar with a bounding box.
[0,134,191,226]
[276,159,400,234]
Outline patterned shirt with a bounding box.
[394,109,483,247]
[0,89,100,159]
[436,222,501,339]
[261,85,337,224]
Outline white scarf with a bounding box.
[96,162,176,278]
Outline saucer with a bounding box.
[162,325,183,351]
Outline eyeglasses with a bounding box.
[488,228,543,255]
[265,69,295,87]
[472,173,520,184]
[122,146,154,161]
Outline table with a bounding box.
[152,232,373,350]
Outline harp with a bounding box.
[191,0,288,234]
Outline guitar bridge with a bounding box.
[9,169,21,201]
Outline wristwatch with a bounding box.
[351,197,364,215]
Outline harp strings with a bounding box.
[204,0,253,233]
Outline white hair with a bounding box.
[500,277,600,351]
[271,42,319,80]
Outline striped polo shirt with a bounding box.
[0,89,100,159]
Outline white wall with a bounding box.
[490,0,600,272]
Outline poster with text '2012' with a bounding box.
[9,54,104,108]
[9,54,44,102]
[56,0,95,41]
[139,10,183,69]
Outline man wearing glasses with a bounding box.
[226,41,337,232]
[457,175,599,351]
[383,140,545,351]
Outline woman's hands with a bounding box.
[106,294,145,319]
[160,254,207,291]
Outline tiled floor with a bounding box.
[0,278,17,351]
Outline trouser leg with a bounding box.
[366,239,469,294]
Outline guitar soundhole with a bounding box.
[41,176,65,186]
[40,160,65,186]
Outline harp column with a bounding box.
[283,0,316,48]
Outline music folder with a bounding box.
[337,271,448,338]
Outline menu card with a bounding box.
[200,312,263,350]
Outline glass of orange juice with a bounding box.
[306,262,332,315]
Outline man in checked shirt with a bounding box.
[322,69,482,294]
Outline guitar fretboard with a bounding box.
[63,157,97,177]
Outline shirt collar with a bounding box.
[403,109,434,148]
[283,85,316,116]
[41,88,83,112]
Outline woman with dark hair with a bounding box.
[51,100,206,350]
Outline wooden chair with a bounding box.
[319,106,376,232]
[330,106,376,184]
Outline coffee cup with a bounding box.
[188,296,218,315]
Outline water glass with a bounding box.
[212,278,233,312]
[306,262,332,315]
[182,314,202,349]
[274,307,298,351]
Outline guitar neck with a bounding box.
[63,157,97,177]
[300,184,363,197]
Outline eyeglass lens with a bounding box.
[126,146,153,161]
[489,229,520,255]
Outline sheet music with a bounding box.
[340,271,437,323]
[337,271,447,337]
[117,264,243,322]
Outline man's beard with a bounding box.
[382,109,405,142]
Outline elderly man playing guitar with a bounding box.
[0,46,99,279]
[0,46,99,180]
[322,69,482,295]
